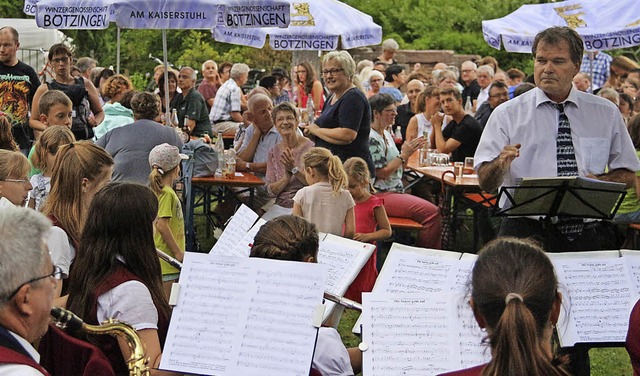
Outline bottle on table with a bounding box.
[214,132,225,178]
[394,126,403,146]
[306,96,315,125]
[464,97,473,115]
[171,109,179,127]
[419,130,431,167]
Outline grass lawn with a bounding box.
[193,202,634,375]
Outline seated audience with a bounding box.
[263,102,313,220]
[406,86,441,142]
[368,93,442,249]
[432,87,482,162]
[475,81,509,130]
[93,75,134,140]
[96,92,183,184]
[394,79,424,141]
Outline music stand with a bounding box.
[494,177,626,222]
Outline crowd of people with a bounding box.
[1,22,640,375]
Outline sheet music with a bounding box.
[353,244,490,364]
[161,253,250,374]
[621,250,640,298]
[209,204,258,257]
[316,233,375,320]
[230,258,326,376]
[361,293,488,376]
[549,254,634,346]
[161,253,325,375]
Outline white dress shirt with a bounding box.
[475,87,640,206]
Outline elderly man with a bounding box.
[75,57,97,80]
[375,38,399,65]
[0,26,40,154]
[209,63,249,134]
[460,61,480,110]
[580,51,611,90]
[475,65,495,108]
[175,66,211,137]
[0,206,58,375]
[475,81,508,129]
[572,72,591,92]
[214,93,281,222]
[197,60,219,112]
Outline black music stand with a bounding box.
[494,177,626,222]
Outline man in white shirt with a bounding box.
[0,207,58,375]
[475,65,494,108]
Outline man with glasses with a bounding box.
[0,206,59,375]
[460,60,480,111]
[475,81,509,129]
[0,26,40,155]
[29,43,104,141]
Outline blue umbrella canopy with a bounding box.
[482,0,640,53]
[213,0,382,50]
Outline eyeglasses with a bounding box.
[383,108,398,114]
[461,69,475,73]
[490,93,509,98]
[0,178,30,184]
[5,265,62,300]
[51,56,70,64]
[322,68,344,76]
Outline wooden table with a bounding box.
[406,151,490,251]
[185,172,264,251]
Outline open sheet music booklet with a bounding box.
[160,253,326,375]
[357,244,640,376]
[207,204,375,321]
[505,176,625,217]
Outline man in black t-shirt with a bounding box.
[0,26,40,153]
[431,87,482,162]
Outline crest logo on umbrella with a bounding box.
[291,3,315,27]
[554,4,587,29]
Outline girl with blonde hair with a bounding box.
[28,126,75,211]
[0,149,32,207]
[292,147,355,238]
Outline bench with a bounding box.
[388,216,422,231]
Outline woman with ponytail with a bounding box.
[292,147,355,238]
[440,237,569,376]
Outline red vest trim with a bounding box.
[0,347,50,375]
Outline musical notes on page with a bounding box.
[316,233,374,320]
[209,204,258,257]
[160,253,325,376]
[550,254,635,346]
[361,293,489,376]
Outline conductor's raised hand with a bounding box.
[498,143,521,167]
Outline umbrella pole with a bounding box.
[589,51,594,94]
[163,29,171,126]
[116,27,120,75]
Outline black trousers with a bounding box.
[498,217,622,376]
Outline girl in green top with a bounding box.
[149,143,188,298]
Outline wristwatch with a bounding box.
[290,166,299,175]
[246,162,251,171]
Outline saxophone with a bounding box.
[50,307,151,376]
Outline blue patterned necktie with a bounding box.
[552,102,583,239]
[554,103,578,176]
